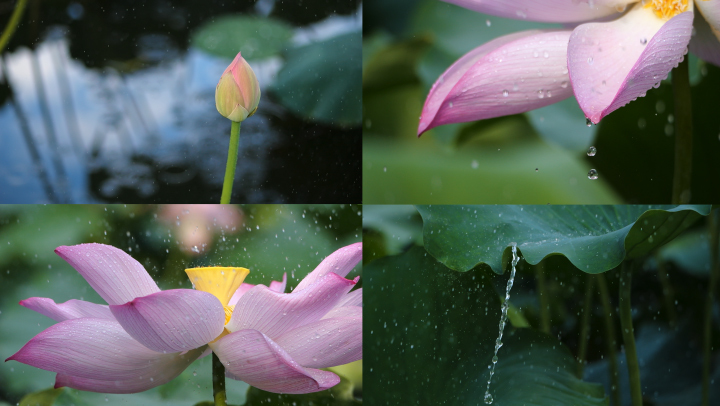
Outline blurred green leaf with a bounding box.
[362,135,622,204]
[272,32,361,127]
[363,37,431,91]
[244,375,360,405]
[18,388,63,406]
[417,205,710,274]
[362,205,421,257]
[365,246,607,405]
[656,226,714,277]
[191,15,293,60]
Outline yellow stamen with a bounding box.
[184,266,249,306]
[643,0,689,19]
[223,305,235,325]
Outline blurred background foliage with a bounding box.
[363,0,720,204]
[0,0,361,203]
[0,204,362,406]
[363,205,720,405]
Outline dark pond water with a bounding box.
[0,0,362,203]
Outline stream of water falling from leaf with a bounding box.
[483,243,519,405]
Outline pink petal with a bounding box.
[568,5,694,124]
[275,307,362,368]
[418,30,574,135]
[226,273,357,340]
[690,8,720,66]
[294,243,362,292]
[228,273,287,306]
[695,0,720,41]
[269,273,288,293]
[109,289,225,353]
[6,318,202,387]
[322,305,362,320]
[211,329,340,394]
[443,0,623,23]
[333,288,362,308]
[20,297,114,322]
[55,244,160,305]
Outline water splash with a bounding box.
[483,243,520,404]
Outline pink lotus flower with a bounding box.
[418,0,720,134]
[6,242,362,394]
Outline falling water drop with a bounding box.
[588,169,599,180]
[587,146,597,156]
[640,37,648,45]
[483,244,520,404]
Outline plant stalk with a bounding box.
[597,274,621,406]
[535,262,551,334]
[220,121,241,204]
[703,211,720,406]
[576,274,595,378]
[671,56,693,204]
[655,254,678,329]
[619,262,643,406]
[0,0,28,53]
[212,352,227,406]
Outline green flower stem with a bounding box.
[220,121,241,204]
[703,211,720,406]
[576,274,595,378]
[619,262,643,406]
[597,273,621,406]
[0,0,28,53]
[671,57,693,204]
[535,262,551,334]
[655,254,678,329]
[212,352,227,406]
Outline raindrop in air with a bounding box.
[587,146,597,156]
[640,37,647,45]
[484,393,494,404]
[588,169,599,180]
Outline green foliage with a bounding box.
[417,205,710,274]
[191,15,293,60]
[364,246,607,405]
[271,32,361,127]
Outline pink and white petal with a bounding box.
[230,274,288,306]
[294,243,362,292]
[690,7,720,66]
[229,283,255,306]
[276,314,362,368]
[6,318,202,383]
[322,305,362,320]
[20,297,114,322]
[695,0,720,41]
[418,30,574,135]
[443,0,624,23]
[568,4,694,124]
[110,289,225,353]
[269,273,287,293]
[211,329,340,394]
[226,273,357,340]
[55,244,160,305]
[333,288,362,309]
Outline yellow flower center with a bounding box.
[643,0,689,19]
[184,266,249,325]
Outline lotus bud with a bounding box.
[215,52,261,123]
